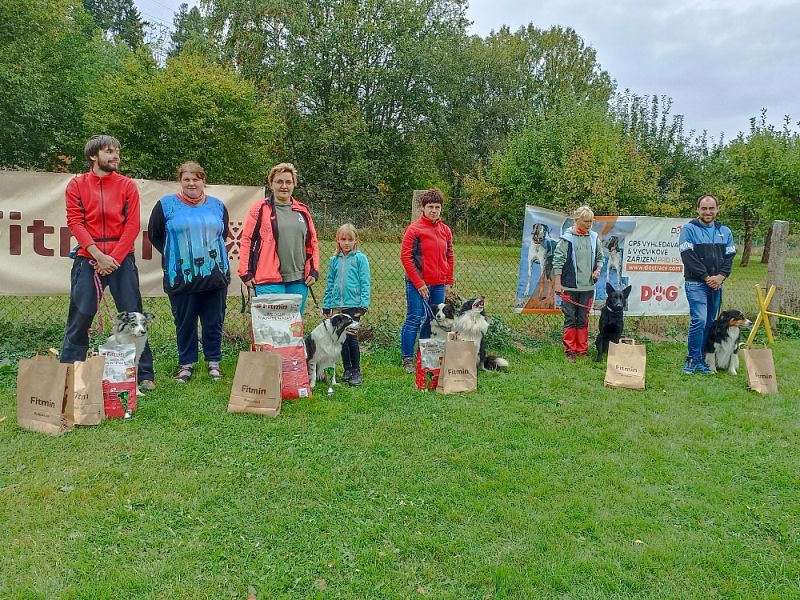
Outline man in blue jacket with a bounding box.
[678,195,736,374]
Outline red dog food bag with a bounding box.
[99,343,137,418]
[416,338,447,391]
[251,294,311,399]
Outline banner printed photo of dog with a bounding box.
[592,216,635,304]
[515,206,565,313]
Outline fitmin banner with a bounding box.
[0,171,263,296]
[515,205,688,316]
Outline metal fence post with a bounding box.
[766,220,789,330]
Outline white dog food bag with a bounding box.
[251,294,311,400]
[99,342,137,418]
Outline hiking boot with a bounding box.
[174,364,194,383]
[682,358,696,374]
[566,351,577,363]
[139,379,156,392]
[348,368,362,386]
[340,368,353,382]
[402,356,415,374]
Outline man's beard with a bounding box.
[96,157,118,173]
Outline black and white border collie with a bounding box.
[704,309,752,374]
[430,297,459,340]
[452,296,509,370]
[305,313,357,388]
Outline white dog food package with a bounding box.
[251,294,311,400]
[98,342,137,418]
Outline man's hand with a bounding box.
[705,274,725,290]
[243,279,255,289]
[592,268,601,282]
[305,275,316,286]
[417,285,430,300]
[445,284,452,296]
[92,252,119,276]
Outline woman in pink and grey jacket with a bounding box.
[238,163,320,314]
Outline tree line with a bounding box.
[2,0,798,254]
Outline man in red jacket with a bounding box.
[60,135,155,389]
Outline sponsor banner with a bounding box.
[0,171,263,296]
[515,205,688,316]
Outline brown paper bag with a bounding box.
[741,348,778,394]
[73,356,106,425]
[16,356,74,436]
[604,338,646,390]
[436,333,477,394]
[228,351,282,416]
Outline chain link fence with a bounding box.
[1,195,798,359]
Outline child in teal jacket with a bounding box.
[323,223,371,386]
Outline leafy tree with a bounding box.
[83,52,282,184]
[83,0,147,50]
[206,0,469,193]
[0,0,122,169]
[488,101,659,232]
[170,3,211,58]
[724,111,800,264]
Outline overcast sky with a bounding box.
[137,0,800,141]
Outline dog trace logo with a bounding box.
[641,284,679,302]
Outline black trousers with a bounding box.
[336,307,362,370]
[60,255,154,382]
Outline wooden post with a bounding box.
[411,190,425,221]
[765,220,789,330]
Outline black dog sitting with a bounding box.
[595,282,632,362]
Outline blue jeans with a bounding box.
[254,281,309,314]
[685,280,722,362]
[400,281,445,358]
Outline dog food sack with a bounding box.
[99,343,137,418]
[436,333,478,394]
[741,348,778,394]
[16,356,74,436]
[251,294,311,400]
[416,337,447,391]
[228,351,282,416]
[72,355,106,425]
[604,338,646,390]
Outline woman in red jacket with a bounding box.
[399,188,454,373]
[238,163,320,314]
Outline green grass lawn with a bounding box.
[1,341,798,599]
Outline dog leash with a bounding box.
[89,260,115,336]
[557,292,594,311]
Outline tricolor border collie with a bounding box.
[453,296,509,370]
[105,311,154,392]
[704,309,752,374]
[305,313,358,388]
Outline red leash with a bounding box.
[557,292,594,310]
[89,261,115,336]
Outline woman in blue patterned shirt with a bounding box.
[148,161,230,383]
